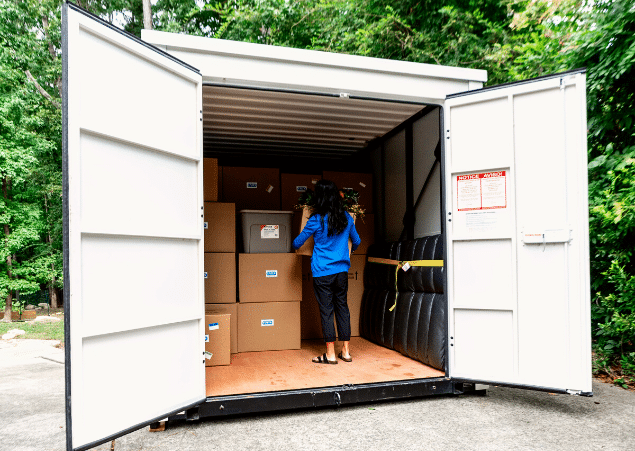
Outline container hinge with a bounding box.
[566,389,582,395]
[445,129,450,140]
[333,392,342,406]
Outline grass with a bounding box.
[0,314,64,343]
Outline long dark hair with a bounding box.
[312,179,348,236]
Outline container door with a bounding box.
[63,4,205,450]
[444,71,592,394]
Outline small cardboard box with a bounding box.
[206,303,238,354]
[239,253,302,303]
[204,313,231,366]
[301,255,366,339]
[322,171,373,213]
[203,158,220,201]
[204,253,236,304]
[237,301,301,352]
[204,202,235,253]
[280,173,321,211]
[222,167,280,211]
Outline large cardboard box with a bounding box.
[294,209,362,257]
[206,303,238,354]
[204,313,231,366]
[204,202,235,253]
[280,173,321,211]
[222,167,280,211]
[238,301,301,352]
[203,158,220,201]
[238,253,301,303]
[322,171,373,213]
[204,253,236,304]
[354,213,374,255]
[301,255,366,339]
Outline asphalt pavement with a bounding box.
[1,339,634,451]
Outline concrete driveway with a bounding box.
[2,339,634,451]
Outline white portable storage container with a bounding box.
[240,210,294,253]
[62,4,592,450]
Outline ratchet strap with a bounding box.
[366,257,444,311]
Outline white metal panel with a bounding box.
[142,30,485,104]
[413,112,441,237]
[64,5,204,450]
[444,73,592,393]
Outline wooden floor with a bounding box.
[206,337,445,397]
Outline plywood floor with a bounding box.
[206,337,444,397]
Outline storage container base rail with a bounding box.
[167,378,468,422]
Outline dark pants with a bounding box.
[312,272,351,342]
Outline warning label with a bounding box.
[457,171,506,212]
[260,225,279,239]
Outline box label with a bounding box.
[204,351,213,360]
[266,270,278,278]
[204,334,209,343]
[209,323,219,330]
[359,182,366,188]
[261,224,280,239]
[266,184,274,193]
[204,222,208,229]
[247,182,258,189]
[261,319,274,327]
[204,272,208,279]
[296,185,308,192]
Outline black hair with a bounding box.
[311,179,348,236]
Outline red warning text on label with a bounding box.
[457,171,507,212]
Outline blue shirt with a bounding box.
[293,212,361,278]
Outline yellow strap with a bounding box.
[367,257,444,267]
[366,257,444,311]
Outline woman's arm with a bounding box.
[292,214,319,250]
[349,215,361,252]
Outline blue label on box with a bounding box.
[209,323,219,330]
[266,270,278,278]
[261,319,274,327]
[247,182,258,188]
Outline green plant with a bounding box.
[295,188,366,221]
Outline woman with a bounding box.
[293,179,361,364]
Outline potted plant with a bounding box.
[294,188,365,256]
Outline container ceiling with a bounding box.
[203,85,426,159]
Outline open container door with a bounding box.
[62,4,205,450]
[444,71,592,395]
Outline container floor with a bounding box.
[205,337,445,397]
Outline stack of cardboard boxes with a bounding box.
[203,165,375,366]
[203,158,236,367]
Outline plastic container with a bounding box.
[240,210,294,253]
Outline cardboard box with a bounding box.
[206,303,238,354]
[322,171,373,213]
[354,213,374,255]
[204,202,235,252]
[239,253,302,303]
[204,313,231,366]
[300,255,366,339]
[281,173,321,211]
[204,253,236,304]
[203,158,220,201]
[222,167,281,211]
[238,301,301,352]
[294,208,359,257]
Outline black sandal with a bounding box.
[338,352,352,363]
[312,353,338,364]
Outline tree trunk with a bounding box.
[2,177,12,323]
[142,0,153,30]
[49,277,58,309]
